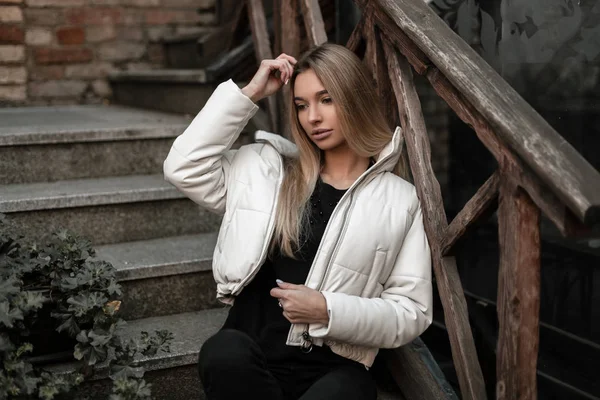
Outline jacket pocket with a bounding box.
[375,249,393,285]
[360,250,387,298]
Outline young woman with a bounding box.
[163,43,432,400]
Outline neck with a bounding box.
[320,145,370,190]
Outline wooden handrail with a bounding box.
[361,0,600,226]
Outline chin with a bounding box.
[311,137,346,152]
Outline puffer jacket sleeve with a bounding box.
[311,189,433,349]
[163,79,259,215]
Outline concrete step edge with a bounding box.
[108,69,210,84]
[96,233,217,282]
[45,308,228,378]
[0,174,186,213]
[0,105,191,147]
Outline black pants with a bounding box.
[198,329,377,400]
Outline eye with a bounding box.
[321,97,332,104]
[295,104,307,111]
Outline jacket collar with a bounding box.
[254,126,404,172]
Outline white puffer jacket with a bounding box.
[163,80,433,368]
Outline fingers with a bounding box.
[276,279,302,290]
[275,53,297,84]
[270,287,285,298]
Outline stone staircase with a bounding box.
[0,30,412,399]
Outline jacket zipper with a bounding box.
[294,156,395,351]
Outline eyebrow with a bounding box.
[293,90,329,101]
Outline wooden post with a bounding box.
[383,39,488,400]
[497,174,541,400]
[247,0,279,132]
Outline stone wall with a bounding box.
[0,0,217,106]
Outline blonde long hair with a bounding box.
[271,43,408,257]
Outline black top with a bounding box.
[222,178,359,370]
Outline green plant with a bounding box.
[0,215,173,399]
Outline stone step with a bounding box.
[161,29,221,69]
[49,309,405,400]
[109,37,255,115]
[0,174,221,245]
[96,233,220,320]
[0,105,190,185]
[108,69,215,115]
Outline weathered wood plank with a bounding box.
[281,0,300,57]
[497,175,541,400]
[383,39,488,400]
[272,0,281,56]
[442,171,500,256]
[364,14,377,81]
[373,30,399,130]
[345,17,365,57]
[278,0,300,138]
[363,0,600,225]
[426,67,588,237]
[356,0,430,75]
[382,338,459,400]
[300,0,328,46]
[246,0,278,132]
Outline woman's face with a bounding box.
[293,69,346,151]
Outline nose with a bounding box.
[307,104,322,124]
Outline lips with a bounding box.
[311,129,332,140]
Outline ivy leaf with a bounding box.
[15,291,46,314]
[0,275,21,300]
[67,292,108,317]
[38,384,60,400]
[88,330,111,348]
[15,343,33,358]
[109,365,145,380]
[55,314,80,336]
[106,281,122,296]
[0,300,23,328]
[73,343,88,361]
[18,373,40,395]
[60,276,80,291]
[74,269,94,287]
[0,332,14,352]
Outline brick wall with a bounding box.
[0,0,217,106]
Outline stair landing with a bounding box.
[0,105,192,146]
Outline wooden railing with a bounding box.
[232,0,600,399]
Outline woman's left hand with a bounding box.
[270,280,330,325]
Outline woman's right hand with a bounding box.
[241,53,297,103]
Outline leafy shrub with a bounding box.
[0,215,173,399]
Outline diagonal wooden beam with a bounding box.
[246,0,278,132]
[426,67,588,238]
[383,39,488,400]
[356,0,430,75]
[346,17,366,57]
[374,27,400,130]
[300,0,328,46]
[441,171,500,256]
